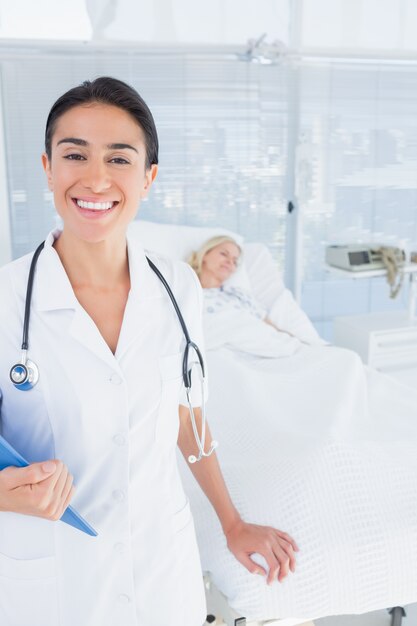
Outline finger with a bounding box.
[264,552,281,585]
[236,553,267,578]
[272,543,291,582]
[55,479,75,520]
[48,465,70,517]
[54,465,71,501]
[59,473,74,505]
[276,530,299,552]
[2,461,57,489]
[61,486,76,517]
[275,535,297,573]
[46,460,66,492]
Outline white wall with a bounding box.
[0,0,290,43]
[0,78,11,265]
[100,0,290,44]
[2,0,417,51]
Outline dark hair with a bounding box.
[44,76,159,168]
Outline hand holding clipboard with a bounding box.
[0,435,97,536]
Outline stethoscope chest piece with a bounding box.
[10,359,40,391]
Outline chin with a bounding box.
[65,220,128,245]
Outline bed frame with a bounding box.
[204,573,314,626]
[203,574,407,626]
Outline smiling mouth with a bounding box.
[72,198,119,211]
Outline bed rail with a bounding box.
[204,573,315,626]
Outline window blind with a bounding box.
[298,61,417,337]
[0,44,289,268]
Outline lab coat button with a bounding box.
[114,542,125,554]
[109,373,122,385]
[112,489,125,502]
[112,434,126,446]
[118,594,131,604]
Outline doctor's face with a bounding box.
[202,242,241,284]
[42,102,157,244]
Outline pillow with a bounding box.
[243,243,325,344]
[128,220,251,291]
[243,242,286,309]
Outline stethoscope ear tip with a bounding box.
[188,455,197,464]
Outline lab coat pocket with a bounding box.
[173,498,192,533]
[0,552,59,626]
[156,352,183,445]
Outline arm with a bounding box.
[264,316,297,337]
[178,405,299,584]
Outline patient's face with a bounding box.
[201,242,241,286]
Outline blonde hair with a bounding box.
[187,236,242,277]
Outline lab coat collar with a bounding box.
[34,228,165,313]
[114,233,167,359]
[33,228,167,370]
[34,229,78,312]
[126,231,166,301]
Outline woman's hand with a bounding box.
[0,460,75,521]
[225,519,299,585]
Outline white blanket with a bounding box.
[203,305,302,358]
[180,316,417,620]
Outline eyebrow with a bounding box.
[56,137,138,153]
[220,248,239,259]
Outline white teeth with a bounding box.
[76,199,115,210]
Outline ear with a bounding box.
[140,164,158,199]
[41,153,53,191]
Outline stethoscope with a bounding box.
[9,241,218,464]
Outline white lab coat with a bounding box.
[0,230,207,626]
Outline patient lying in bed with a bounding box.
[182,235,417,622]
[188,235,319,357]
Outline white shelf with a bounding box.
[326,263,417,320]
[326,263,417,280]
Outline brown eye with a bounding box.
[109,157,130,164]
[64,154,86,160]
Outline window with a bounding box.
[1,43,288,267]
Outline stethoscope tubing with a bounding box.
[146,257,205,388]
[21,241,45,352]
[10,241,215,463]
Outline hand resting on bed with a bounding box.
[187,235,302,582]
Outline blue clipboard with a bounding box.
[0,434,97,537]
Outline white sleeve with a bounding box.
[179,265,209,408]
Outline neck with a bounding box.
[53,228,130,290]
[199,271,223,289]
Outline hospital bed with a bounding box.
[128,219,417,626]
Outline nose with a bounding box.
[81,158,111,193]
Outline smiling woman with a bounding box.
[42,96,157,245]
[0,77,299,626]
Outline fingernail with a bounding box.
[42,461,56,473]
